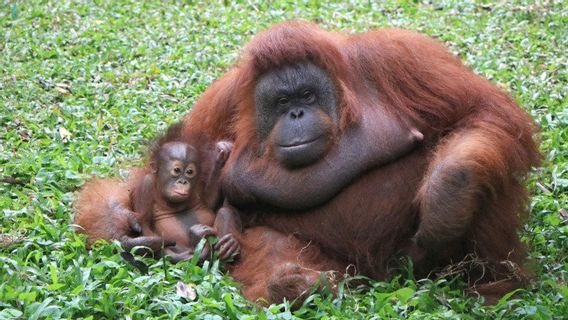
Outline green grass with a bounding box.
[1,0,566,318]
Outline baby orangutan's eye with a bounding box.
[185,164,197,178]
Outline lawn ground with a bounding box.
[0,1,567,319]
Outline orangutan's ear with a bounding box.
[149,161,158,174]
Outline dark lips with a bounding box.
[278,136,320,149]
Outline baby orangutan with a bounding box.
[129,141,240,263]
[74,136,240,263]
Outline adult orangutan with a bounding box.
[183,21,540,304]
[78,21,540,304]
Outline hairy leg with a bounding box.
[74,178,172,252]
[413,128,534,302]
[414,129,509,248]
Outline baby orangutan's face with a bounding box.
[157,142,200,203]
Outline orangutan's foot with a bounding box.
[267,263,321,307]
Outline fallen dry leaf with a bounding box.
[175,282,197,301]
[559,208,568,224]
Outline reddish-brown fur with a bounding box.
[78,21,540,304]
[74,177,139,246]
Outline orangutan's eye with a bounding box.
[185,164,197,178]
[303,90,315,103]
[278,97,289,105]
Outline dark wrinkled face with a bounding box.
[254,62,339,168]
[157,142,199,203]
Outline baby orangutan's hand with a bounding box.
[189,224,217,239]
